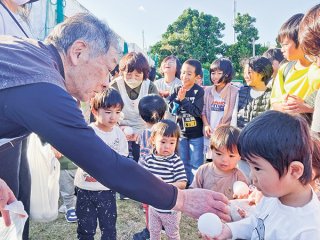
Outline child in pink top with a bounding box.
[202,58,239,161]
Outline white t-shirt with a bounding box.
[209,90,225,130]
[154,77,182,98]
[227,190,320,240]
[74,123,129,191]
[250,88,265,99]
[154,77,182,121]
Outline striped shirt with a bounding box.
[144,153,187,184]
[144,153,187,213]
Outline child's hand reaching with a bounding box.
[201,223,232,240]
[120,126,138,142]
[126,133,138,142]
[232,192,249,199]
[247,187,263,205]
[230,184,259,221]
[51,147,62,159]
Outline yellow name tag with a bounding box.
[185,120,197,127]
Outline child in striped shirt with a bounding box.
[143,119,187,240]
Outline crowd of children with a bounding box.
[48,4,320,240]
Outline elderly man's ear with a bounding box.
[68,40,89,66]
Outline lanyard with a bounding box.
[0,1,29,38]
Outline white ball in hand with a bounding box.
[123,126,134,136]
[198,213,222,238]
[233,181,250,196]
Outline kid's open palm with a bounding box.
[177,87,187,101]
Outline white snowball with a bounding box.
[123,126,134,136]
[233,181,250,196]
[198,213,222,237]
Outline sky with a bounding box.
[77,0,319,50]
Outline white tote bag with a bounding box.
[27,134,60,222]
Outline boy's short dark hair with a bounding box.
[238,110,312,185]
[148,66,156,82]
[184,59,203,77]
[247,56,273,85]
[160,55,182,78]
[92,87,124,111]
[119,52,150,80]
[138,94,167,124]
[151,119,180,152]
[263,48,284,63]
[209,57,234,84]
[110,64,119,77]
[277,13,304,47]
[210,125,240,154]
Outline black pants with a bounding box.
[76,188,117,240]
[0,138,31,240]
[128,141,140,162]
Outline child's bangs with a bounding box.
[152,120,180,139]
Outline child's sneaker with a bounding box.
[133,228,150,240]
[65,207,77,223]
[58,205,66,213]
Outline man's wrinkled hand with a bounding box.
[0,178,17,226]
[173,188,231,222]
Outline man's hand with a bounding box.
[173,188,231,222]
[0,178,17,226]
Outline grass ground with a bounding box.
[29,197,199,240]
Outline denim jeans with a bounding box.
[179,136,204,185]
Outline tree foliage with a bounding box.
[149,8,225,68]
[224,13,268,78]
[149,10,268,80]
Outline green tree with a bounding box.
[225,13,268,78]
[149,8,225,69]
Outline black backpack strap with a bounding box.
[282,61,296,82]
[0,1,29,38]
